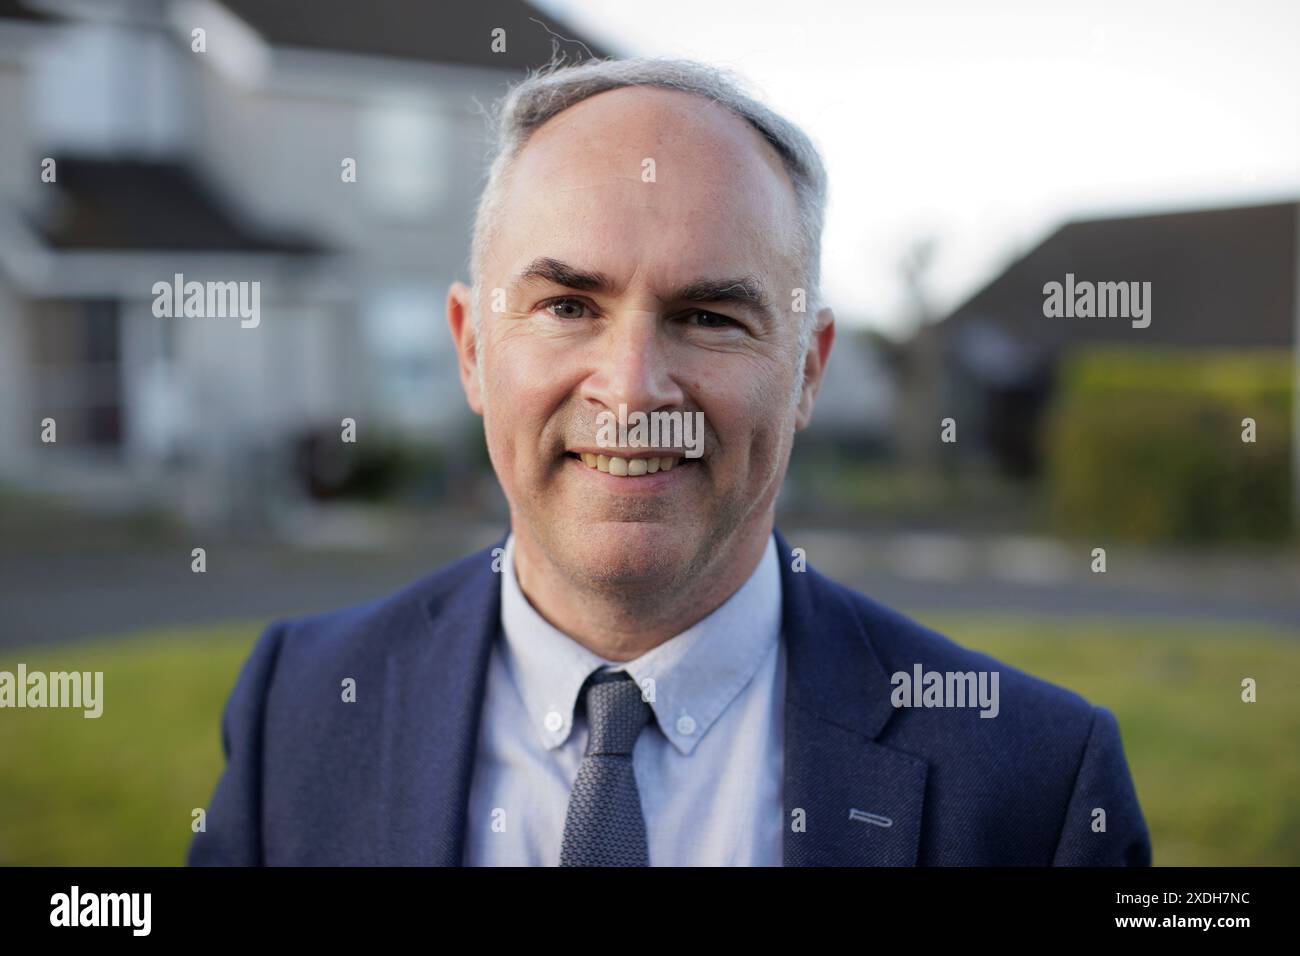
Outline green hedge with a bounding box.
[1044,348,1295,543]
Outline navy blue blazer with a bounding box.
[188,529,1152,866]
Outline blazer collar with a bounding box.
[391,528,928,866]
[379,541,504,865]
[774,528,928,866]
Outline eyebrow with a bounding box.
[512,257,774,319]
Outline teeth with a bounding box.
[575,454,682,476]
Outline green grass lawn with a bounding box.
[923,614,1300,866]
[1,615,1296,866]
[0,622,264,867]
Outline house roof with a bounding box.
[32,159,323,254]
[940,201,1299,351]
[0,0,48,22]
[218,0,615,70]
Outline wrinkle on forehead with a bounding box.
[494,87,803,293]
[522,88,795,213]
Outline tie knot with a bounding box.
[581,670,652,756]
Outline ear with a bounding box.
[794,306,835,431]
[446,280,484,415]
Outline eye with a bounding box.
[685,310,740,329]
[541,297,593,320]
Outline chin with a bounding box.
[561,521,697,586]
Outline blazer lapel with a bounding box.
[378,541,503,865]
[775,529,928,866]
[376,530,926,866]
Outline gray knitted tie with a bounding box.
[559,669,654,866]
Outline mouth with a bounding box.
[564,450,697,478]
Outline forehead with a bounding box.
[492,86,802,291]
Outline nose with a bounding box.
[577,308,685,417]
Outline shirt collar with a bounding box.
[499,531,781,756]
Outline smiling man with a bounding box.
[188,57,1151,867]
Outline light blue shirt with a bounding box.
[463,532,786,866]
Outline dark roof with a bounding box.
[0,0,50,21]
[219,0,615,70]
[32,159,323,254]
[941,201,1299,350]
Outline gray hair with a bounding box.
[468,56,829,358]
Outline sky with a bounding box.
[535,0,1300,337]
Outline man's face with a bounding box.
[451,86,828,592]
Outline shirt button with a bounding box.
[675,715,697,736]
[543,710,564,733]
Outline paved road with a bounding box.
[2,521,1297,649]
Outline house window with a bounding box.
[29,299,123,449]
[360,99,448,221]
[362,281,459,431]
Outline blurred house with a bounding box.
[917,200,1299,482]
[0,0,611,525]
[799,326,896,456]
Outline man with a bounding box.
[188,57,1151,867]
